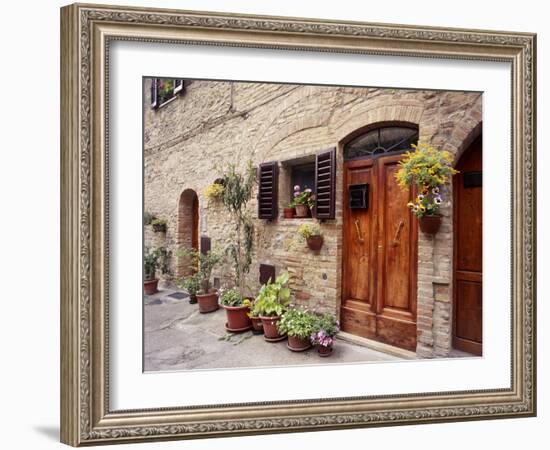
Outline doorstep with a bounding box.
[337,332,417,360]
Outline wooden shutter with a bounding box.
[314,148,336,220]
[258,162,279,220]
[150,78,158,109]
[174,79,184,95]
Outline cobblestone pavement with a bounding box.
[144,288,400,372]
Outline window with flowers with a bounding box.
[150,78,184,109]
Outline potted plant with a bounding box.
[283,203,295,219]
[220,287,253,332]
[254,272,291,342]
[395,143,458,234]
[291,185,315,218]
[143,247,160,295]
[177,273,200,304]
[244,298,263,334]
[178,248,222,313]
[151,218,167,233]
[297,223,323,251]
[278,308,317,351]
[204,181,225,201]
[310,313,340,357]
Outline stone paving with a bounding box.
[144,287,399,372]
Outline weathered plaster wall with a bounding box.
[143,79,482,357]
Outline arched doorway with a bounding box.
[177,189,199,277]
[340,125,419,351]
[452,134,483,355]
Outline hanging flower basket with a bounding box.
[306,235,324,251]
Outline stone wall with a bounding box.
[143,79,482,357]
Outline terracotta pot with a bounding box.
[419,214,442,234]
[224,304,252,332]
[318,345,334,357]
[287,335,312,352]
[294,204,308,218]
[189,293,198,304]
[251,316,264,334]
[260,315,286,342]
[283,207,295,219]
[306,235,323,251]
[143,279,159,295]
[196,291,219,313]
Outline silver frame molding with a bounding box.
[60,3,536,446]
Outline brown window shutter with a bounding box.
[174,79,184,95]
[200,236,211,255]
[258,162,279,220]
[314,148,336,220]
[150,78,158,109]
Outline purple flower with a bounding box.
[305,188,312,193]
[432,186,440,194]
[434,196,442,204]
[294,185,300,191]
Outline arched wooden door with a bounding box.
[453,134,483,355]
[177,189,199,277]
[340,126,419,351]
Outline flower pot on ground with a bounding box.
[254,272,292,342]
[143,279,159,295]
[419,214,442,234]
[244,298,263,334]
[395,143,458,234]
[250,316,264,334]
[143,247,160,295]
[291,185,315,218]
[278,308,317,352]
[283,207,295,219]
[176,248,223,313]
[196,290,219,313]
[297,223,323,252]
[220,288,252,332]
[311,312,340,357]
[151,218,167,233]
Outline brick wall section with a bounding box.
[143,79,482,357]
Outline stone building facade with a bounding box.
[144,78,482,358]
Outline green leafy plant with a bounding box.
[297,223,321,239]
[156,247,172,276]
[177,273,201,296]
[143,211,156,225]
[157,79,175,105]
[144,247,160,281]
[219,287,243,306]
[277,308,317,339]
[218,161,257,299]
[177,248,222,294]
[151,218,167,227]
[254,272,291,317]
[395,142,458,218]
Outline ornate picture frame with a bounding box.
[60,3,536,446]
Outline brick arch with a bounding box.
[333,103,425,144]
[177,188,199,277]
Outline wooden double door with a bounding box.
[341,154,418,351]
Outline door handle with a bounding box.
[392,220,405,247]
[354,219,365,243]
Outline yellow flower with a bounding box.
[419,205,426,212]
[407,202,414,209]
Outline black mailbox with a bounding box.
[349,184,369,209]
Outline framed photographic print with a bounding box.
[60,3,536,446]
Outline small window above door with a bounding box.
[344,125,419,161]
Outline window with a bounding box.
[344,125,419,160]
[290,163,315,203]
[150,78,185,109]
